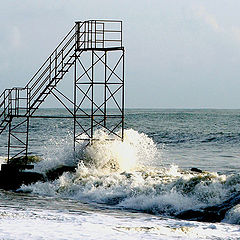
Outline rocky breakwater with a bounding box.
[0,156,76,191]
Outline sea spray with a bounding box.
[34,132,79,173]
[34,129,160,173]
[20,129,240,224]
[83,129,160,171]
[0,157,6,170]
[22,164,238,217]
[83,131,137,171]
[224,204,240,224]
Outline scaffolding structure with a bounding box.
[0,20,125,162]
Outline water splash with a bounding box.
[0,157,7,170]
[82,129,160,172]
[20,129,240,224]
[34,129,160,173]
[224,204,240,224]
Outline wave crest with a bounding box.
[79,129,160,172]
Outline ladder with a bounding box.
[0,20,125,161]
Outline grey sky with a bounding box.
[1,0,240,108]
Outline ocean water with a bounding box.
[1,109,240,239]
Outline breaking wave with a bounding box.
[20,129,240,224]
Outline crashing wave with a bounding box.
[19,129,240,224]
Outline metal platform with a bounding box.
[0,20,125,162]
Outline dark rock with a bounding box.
[46,165,76,181]
[0,167,44,191]
[1,164,34,171]
[190,168,203,173]
[175,192,240,222]
[175,208,223,222]
[0,155,76,190]
[19,172,45,185]
[8,155,42,165]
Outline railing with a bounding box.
[25,22,85,110]
[0,23,84,121]
[26,24,76,106]
[0,88,29,120]
[0,90,10,120]
[0,20,123,123]
[76,20,123,49]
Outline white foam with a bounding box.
[22,163,236,219]
[0,156,7,170]
[33,128,161,173]
[20,129,240,224]
[33,133,77,173]
[83,129,160,171]
[0,207,240,240]
[223,204,240,224]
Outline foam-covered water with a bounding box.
[1,109,240,239]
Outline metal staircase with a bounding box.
[1,24,79,124]
[0,20,125,161]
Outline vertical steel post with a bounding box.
[0,20,125,161]
[91,21,93,49]
[94,20,97,48]
[49,56,51,84]
[122,49,125,140]
[104,51,107,127]
[84,22,86,49]
[73,25,77,153]
[7,118,11,163]
[55,50,57,77]
[91,50,94,139]
[87,22,90,49]
[25,116,29,160]
[103,22,105,48]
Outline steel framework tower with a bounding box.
[0,20,125,161]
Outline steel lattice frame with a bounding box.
[73,48,124,147]
[0,20,124,160]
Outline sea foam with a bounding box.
[20,129,240,224]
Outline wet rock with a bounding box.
[46,165,76,181]
[0,166,44,191]
[190,168,203,173]
[0,155,76,190]
[175,192,240,222]
[8,155,42,165]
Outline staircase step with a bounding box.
[11,131,28,134]
[58,70,68,73]
[9,146,26,149]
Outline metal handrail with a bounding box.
[25,25,76,89]
[29,33,80,103]
[28,32,86,107]
[26,30,76,91]
[1,20,122,122]
[0,90,7,109]
[0,87,30,120]
[25,22,85,111]
[0,89,11,121]
[76,20,122,49]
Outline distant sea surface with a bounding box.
[1,109,240,239]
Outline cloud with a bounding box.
[231,26,240,42]
[10,26,21,48]
[193,4,240,45]
[194,5,222,32]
